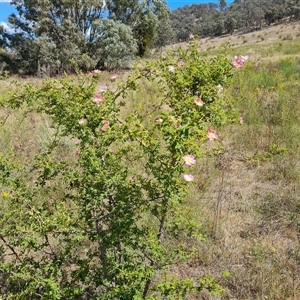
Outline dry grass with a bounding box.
[164,21,300,62]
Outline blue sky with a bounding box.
[168,0,228,10]
[0,0,233,23]
[0,2,16,23]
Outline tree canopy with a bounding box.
[0,0,169,75]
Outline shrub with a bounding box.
[0,40,241,299]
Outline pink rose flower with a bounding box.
[78,118,87,125]
[101,120,110,131]
[110,74,118,81]
[194,97,204,106]
[207,129,219,141]
[177,60,184,67]
[232,55,248,69]
[93,94,104,106]
[183,174,194,182]
[183,154,196,166]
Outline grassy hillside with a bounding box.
[167,21,300,59]
[1,23,300,299]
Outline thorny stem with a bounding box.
[0,235,22,262]
[44,234,57,260]
[94,208,107,279]
[143,206,168,299]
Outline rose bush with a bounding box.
[0,40,246,299]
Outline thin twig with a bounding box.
[0,235,22,262]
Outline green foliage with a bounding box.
[155,275,223,299]
[96,20,138,70]
[0,0,168,75]
[132,10,158,57]
[0,41,238,298]
[150,11,174,51]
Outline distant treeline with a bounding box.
[169,0,300,42]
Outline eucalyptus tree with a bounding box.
[0,0,168,74]
[219,0,227,11]
[285,0,300,19]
